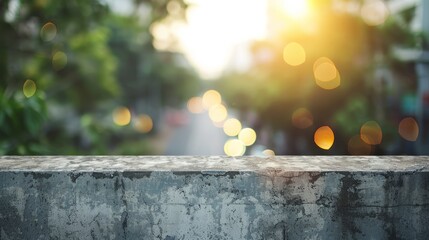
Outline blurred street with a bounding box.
[164,111,227,155]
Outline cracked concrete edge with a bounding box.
[0,156,428,172]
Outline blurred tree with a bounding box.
[0,91,47,154]
[107,13,198,110]
[0,0,198,154]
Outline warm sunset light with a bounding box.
[283,42,306,66]
[4,0,427,157]
[283,0,309,19]
[314,126,334,150]
[172,0,268,79]
[360,121,383,145]
[398,117,419,141]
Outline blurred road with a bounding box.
[164,111,227,155]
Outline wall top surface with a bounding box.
[0,156,428,172]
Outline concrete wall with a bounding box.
[1,156,428,239]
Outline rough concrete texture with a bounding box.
[0,156,428,239]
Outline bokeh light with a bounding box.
[348,135,373,155]
[134,114,153,133]
[313,57,341,90]
[360,121,382,145]
[223,118,242,136]
[52,51,67,70]
[113,107,131,126]
[292,108,313,129]
[238,128,257,146]
[202,90,222,109]
[40,22,57,41]
[314,62,337,82]
[314,126,334,150]
[283,42,306,66]
[315,76,340,90]
[360,0,389,26]
[262,149,275,156]
[23,79,37,98]
[398,117,419,141]
[208,104,227,123]
[187,97,204,114]
[224,139,246,156]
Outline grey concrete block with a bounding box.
[0,156,428,239]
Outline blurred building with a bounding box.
[389,0,429,153]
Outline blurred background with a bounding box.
[1,0,428,156]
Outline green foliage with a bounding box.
[0,91,48,154]
[67,27,119,108]
[334,97,371,137]
[0,0,199,155]
[107,14,199,108]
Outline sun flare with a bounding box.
[283,0,309,19]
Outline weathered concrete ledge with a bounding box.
[1,156,428,239]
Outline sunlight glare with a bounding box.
[283,0,309,19]
[174,0,267,79]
